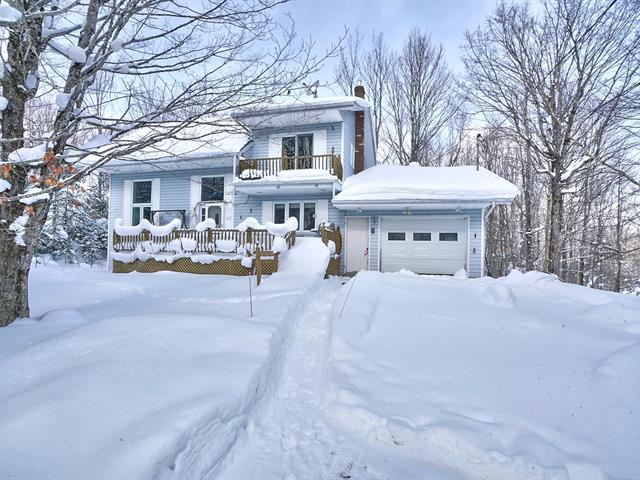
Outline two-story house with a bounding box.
[105,86,518,277]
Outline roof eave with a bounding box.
[332,198,515,210]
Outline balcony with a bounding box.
[237,153,343,182]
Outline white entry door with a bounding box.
[380,216,467,274]
[345,217,369,272]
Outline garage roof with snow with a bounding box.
[332,164,519,209]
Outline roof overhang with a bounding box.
[233,178,340,196]
[100,153,238,174]
[233,98,370,129]
[332,198,513,211]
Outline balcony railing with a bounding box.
[238,152,343,181]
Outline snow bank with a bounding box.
[271,236,287,253]
[195,217,216,231]
[266,217,298,237]
[236,217,264,231]
[114,218,181,236]
[216,239,237,253]
[236,216,298,237]
[113,247,242,264]
[333,164,519,204]
[0,96,8,112]
[0,178,10,192]
[240,169,338,184]
[328,271,640,478]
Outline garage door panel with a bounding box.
[381,216,467,274]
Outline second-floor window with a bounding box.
[281,134,313,158]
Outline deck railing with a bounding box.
[238,152,343,180]
[113,228,296,254]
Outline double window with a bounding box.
[274,201,316,231]
[282,134,313,169]
[132,180,152,225]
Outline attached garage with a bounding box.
[380,216,468,274]
[332,164,519,277]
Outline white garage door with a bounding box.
[380,216,468,274]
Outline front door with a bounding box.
[345,217,369,272]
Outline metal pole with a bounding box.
[248,271,253,318]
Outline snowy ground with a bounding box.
[0,238,330,479]
[324,271,640,480]
[219,270,640,480]
[2,256,638,479]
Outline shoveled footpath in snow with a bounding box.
[0,238,329,480]
[218,269,640,480]
[326,271,640,479]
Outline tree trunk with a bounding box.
[614,177,623,292]
[522,143,535,271]
[0,199,49,326]
[546,165,563,275]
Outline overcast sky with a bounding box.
[277,0,504,95]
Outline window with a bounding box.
[413,232,431,241]
[131,180,152,225]
[303,203,315,231]
[273,201,316,230]
[281,134,314,169]
[201,176,224,202]
[439,232,458,241]
[387,232,406,241]
[274,203,286,224]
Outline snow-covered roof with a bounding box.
[332,164,519,209]
[99,124,248,173]
[232,95,372,129]
[234,95,372,117]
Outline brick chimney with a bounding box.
[354,85,365,174]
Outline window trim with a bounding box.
[199,202,224,226]
[131,179,153,225]
[200,175,225,202]
[273,200,317,231]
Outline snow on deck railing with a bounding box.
[237,153,343,181]
[112,217,297,259]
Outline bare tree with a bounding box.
[361,31,391,143]
[463,0,640,275]
[383,29,459,166]
[334,28,363,96]
[0,0,331,327]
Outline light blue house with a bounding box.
[105,87,518,277]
